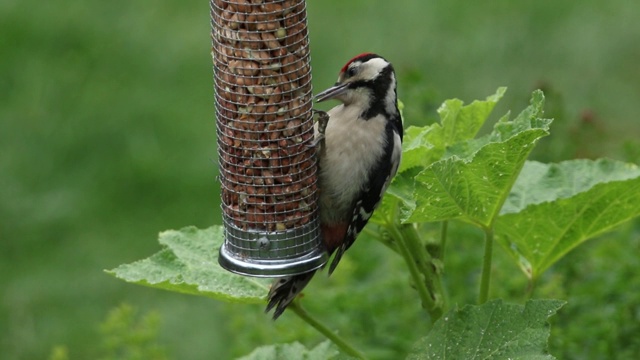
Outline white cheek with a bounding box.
[360,58,388,79]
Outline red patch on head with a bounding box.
[340,52,377,73]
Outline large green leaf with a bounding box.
[399,87,506,172]
[236,341,341,360]
[373,88,507,226]
[370,167,421,226]
[407,299,565,360]
[496,159,640,279]
[404,91,551,227]
[107,226,268,304]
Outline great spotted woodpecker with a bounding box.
[266,53,403,319]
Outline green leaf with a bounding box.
[374,88,508,226]
[399,87,506,172]
[370,167,422,226]
[407,299,565,360]
[496,159,640,278]
[399,125,446,173]
[236,340,340,360]
[99,304,167,360]
[405,90,551,227]
[439,87,507,146]
[107,226,268,304]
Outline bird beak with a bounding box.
[315,83,348,102]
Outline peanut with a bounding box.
[212,0,317,230]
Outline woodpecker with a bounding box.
[266,53,403,319]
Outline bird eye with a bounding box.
[346,66,357,78]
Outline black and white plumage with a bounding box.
[266,53,403,319]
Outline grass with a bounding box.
[1,0,639,359]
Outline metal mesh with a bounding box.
[211,0,326,277]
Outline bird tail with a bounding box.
[265,270,317,320]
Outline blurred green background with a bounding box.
[2,0,639,359]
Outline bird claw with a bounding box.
[306,133,325,148]
[312,109,330,135]
[307,109,330,149]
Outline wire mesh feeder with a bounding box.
[211,0,327,277]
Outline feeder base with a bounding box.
[218,244,327,278]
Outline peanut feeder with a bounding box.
[211,0,327,276]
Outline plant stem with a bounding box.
[400,224,446,318]
[378,198,445,320]
[439,221,448,261]
[525,277,537,300]
[479,227,494,304]
[289,301,368,360]
[387,224,437,314]
[362,226,398,254]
